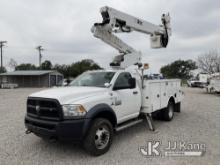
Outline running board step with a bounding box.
[115,119,143,132]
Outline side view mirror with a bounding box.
[129,78,136,89]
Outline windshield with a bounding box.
[69,71,115,87]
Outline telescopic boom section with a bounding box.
[91,6,171,68]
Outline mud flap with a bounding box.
[174,102,181,112]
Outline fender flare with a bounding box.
[82,103,117,137]
[86,104,116,119]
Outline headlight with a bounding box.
[62,104,87,118]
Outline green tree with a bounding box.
[71,59,101,76]
[0,66,7,73]
[14,59,101,77]
[160,59,197,79]
[15,63,37,70]
[53,59,101,78]
[53,64,69,78]
[41,60,52,70]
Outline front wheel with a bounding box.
[162,101,174,121]
[83,118,113,156]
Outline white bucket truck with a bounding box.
[25,6,184,156]
[206,73,220,93]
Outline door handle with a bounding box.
[133,91,138,95]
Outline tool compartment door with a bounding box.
[160,81,168,109]
[149,82,161,111]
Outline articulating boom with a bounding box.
[91,6,171,68]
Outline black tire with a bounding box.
[83,118,113,156]
[162,101,174,121]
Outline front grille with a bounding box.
[27,97,62,120]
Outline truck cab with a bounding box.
[25,69,183,156]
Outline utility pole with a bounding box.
[0,41,7,71]
[36,46,44,67]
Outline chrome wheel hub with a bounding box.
[95,126,110,149]
[168,105,174,118]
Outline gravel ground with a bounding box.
[0,87,219,165]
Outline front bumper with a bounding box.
[25,115,91,141]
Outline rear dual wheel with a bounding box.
[162,101,174,121]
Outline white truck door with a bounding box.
[112,72,141,123]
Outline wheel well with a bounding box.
[93,111,117,127]
[169,96,175,104]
